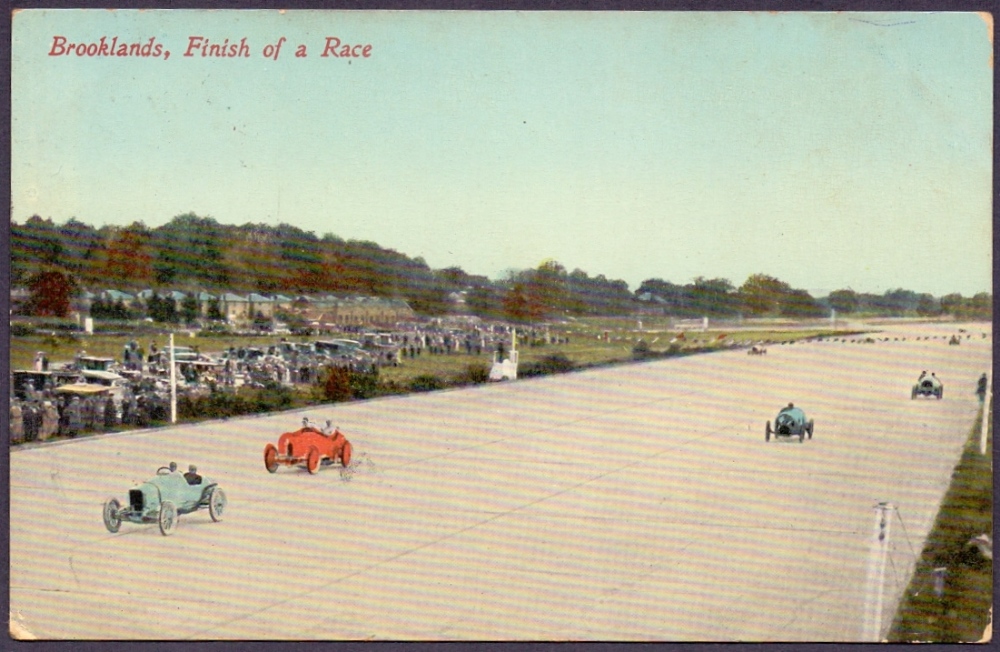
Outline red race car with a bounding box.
[264,419,353,474]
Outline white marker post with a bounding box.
[980,374,991,456]
[861,501,893,642]
[169,332,177,424]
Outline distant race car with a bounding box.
[912,372,943,399]
[766,403,814,443]
[103,463,226,536]
[264,420,353,474]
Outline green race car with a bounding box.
[103,463,226,536]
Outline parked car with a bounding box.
[766,403,813,442]
[912,372,943,399]
[264,419,353,474]
[103,463,226,536]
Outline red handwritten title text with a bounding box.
[49,36,169,59]
[48,35,375,61]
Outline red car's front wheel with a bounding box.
[306,447,321,474]
[264,444,279,473]
[340,441,353,467]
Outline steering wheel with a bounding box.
[157,466,172,475]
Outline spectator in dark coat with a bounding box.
[22,403,39,442]
[104,395,117,430]
[66,397,83,437]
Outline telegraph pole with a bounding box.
[169,332,177,424]
[861,501,893,642]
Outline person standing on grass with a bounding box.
[41,401,59,441]
[10,400,24,444]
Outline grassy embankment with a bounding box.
[888,404,993,642]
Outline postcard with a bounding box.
[9,9,993,642]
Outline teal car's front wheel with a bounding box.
[103,497,121,533]
[158,500,178,536]
[209,488,227,522]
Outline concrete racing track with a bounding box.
[9,321,992,641]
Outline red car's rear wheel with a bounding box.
[264,444,279,473]
[341,441,353,467]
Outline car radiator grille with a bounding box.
[129,489,144,512]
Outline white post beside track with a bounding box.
[980,374,991,457]
[861,501,893,642]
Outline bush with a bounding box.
[349,369,381,400]
[198,323,232,336]
[632,340,653,360]
[177,384,298,420]
[455,362,491,385]
[10,323,35,336]
[321,366,381,402]
[409,374,445,392]
[323,366,353,402]
[520,353,574,378]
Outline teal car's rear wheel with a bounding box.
[158,500,178,536]
[103,497,121,533]
[765,421,771,442]
[209,487,227,522]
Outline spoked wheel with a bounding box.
[158,500,178,536]
[264,443,279,473]
[208,487,227,522]
[306,447,321,474]
[341,441,353,467]
[103,497,122,533]
[807,420,814,440]
[765,421,771,442]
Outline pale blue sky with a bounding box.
[12,10,993,296]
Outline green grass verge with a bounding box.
[888,405,993,642]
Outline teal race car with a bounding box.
[766,403,814,443]
[103,463,226,536]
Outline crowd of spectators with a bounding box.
[10,321,567,445]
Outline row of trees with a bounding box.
[636,275,827,318]
[11,214,992,323]
[826,288,992,319]
[635,275,992,321]
[12,214,453,315]
[13,214,638,320]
